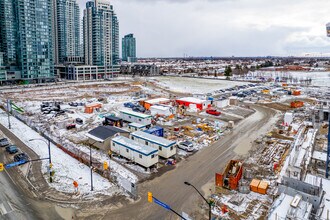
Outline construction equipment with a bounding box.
[197,123,213,132]
[215,160,243,190]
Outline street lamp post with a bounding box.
[90,144,93,191]
[184,181,212,220]
[29,138,52,183]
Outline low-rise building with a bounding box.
[56,64,120,80]
[176,97,211,111]
[86,126,129,151]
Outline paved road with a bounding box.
[103,104,277,220]
[0,124,63,220]
[0,152,43,220]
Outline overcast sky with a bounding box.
[78,0,330,58]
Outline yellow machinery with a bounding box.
[197,123,213,132]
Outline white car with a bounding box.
[178,141,195,152]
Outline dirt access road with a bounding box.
[93,104,278,220]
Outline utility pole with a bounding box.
[326,115,330,178]
[90,144,93,191]
[48,138,52,183]
[184,181,212,220]
[7,99,11,129]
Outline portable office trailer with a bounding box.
[215,99,229,108]
[150,105,175,116]
[142,98,171,110]
[119,109,152,126]
[128,123,148,132]
[111,136,158,168]
[130,131,176,158]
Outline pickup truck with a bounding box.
[206,108,221,116]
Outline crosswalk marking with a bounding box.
[0,203,7,215]
[0,201,14,215]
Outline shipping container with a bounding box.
[250,179,260,193]
[85,103,102,114]
[215,160,243,190]
[258,181,268,195]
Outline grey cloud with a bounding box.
[77,0,330,57]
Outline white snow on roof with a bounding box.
[177,97,205,104]
[304,174,322,187]
[293,129,315,168]
[112,136,157,155]
[312,151,327,162]
[150,105,171,111]
[85,133,104,143]
[131,130,176,147]
[129,122,148,128]
[119,109,152,119]
[145,98,170,104]
[320,177,330,219]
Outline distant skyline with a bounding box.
[78,0,330,58]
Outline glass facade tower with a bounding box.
[55,0,80,64]
[0,0,54,81]
[122,34,136,62]
[83,0,119,74]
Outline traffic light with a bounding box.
[0,163,3,172]
[148,192,153,203]
[103,162,108,170]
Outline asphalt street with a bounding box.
[0,152,42,220]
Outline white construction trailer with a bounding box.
[130,131,176,158]
[119,109,152,126]
[111,136,158,168]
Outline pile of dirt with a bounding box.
[261,103,291,111]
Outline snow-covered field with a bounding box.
[149,76,248,94]
[0,110,121,196]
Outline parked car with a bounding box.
[206,108,221,116]
[124,102,135,108]
[178,141,195,152]
[66,124,76,130]
[75,118,83,124]
[132,105,145,113]
[69,102,78,107]
[5,145,18,154]
[14,153,29,163]
[0,138,9,147]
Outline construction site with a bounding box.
[0,76,329,220]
